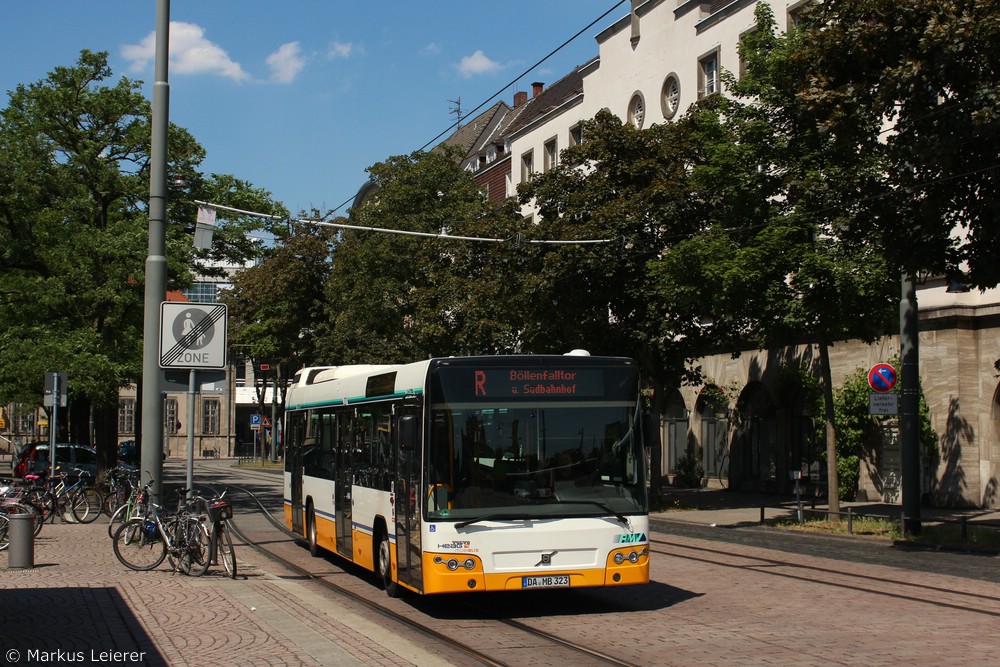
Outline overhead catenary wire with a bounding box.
[317,1,628,216]
[302,219,614,245]
[416,0,628,153]
[195,200,615,245]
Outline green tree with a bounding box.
[317,148,522,363]
[793,0,1000,288]
[0,51,281,462]
[708,3,898,513]
[222,222,332,376]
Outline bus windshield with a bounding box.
[425,362,646,521]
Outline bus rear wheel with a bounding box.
[377,531,400,598]
[307,504,320,557]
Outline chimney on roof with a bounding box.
[532,82,544,98]
[514,90,528,107]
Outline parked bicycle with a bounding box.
[101,465,139,517]
[0,480,45,549]
[111,481,209,575]
[0,478,45,538]
[192,489,237,578]
[23,467,103,524]
[106,474,143,539]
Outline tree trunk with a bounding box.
[818,338,840,518]
[647,377,666,508]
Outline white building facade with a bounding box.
[483,0,1000,507]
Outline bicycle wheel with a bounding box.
[181,518,211,577]
[217,522,237,579]
[0,514,9,550]
[71,488,103,523]
[113,519,166,571]
[107,501,137,539]
[56,494,77,523]
[103,488,127,517]
[25,488,55,524]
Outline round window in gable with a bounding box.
[661,74,681,120]
[628,93,646,129]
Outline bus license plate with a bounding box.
[521,575,570,589]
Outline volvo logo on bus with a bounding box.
[536,550,558,566]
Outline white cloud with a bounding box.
[421,42,441,56]
[267,42,306,84]
[328,41,353,59]
[122,21,249,82]
[457,50,502,78]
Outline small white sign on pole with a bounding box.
[869,392,899,415]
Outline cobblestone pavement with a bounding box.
[0,519,447,667]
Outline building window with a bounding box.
[202,398,221,435]
[520,150,534,183]
[13,406,33,435]
[118,398,136,434]
[661,74,681,120]
[165,398,179,435]
[787,0,811,30]
[181,281,223,303]
[569,124,583,147]
[628,93,646,129]
[543,138,558,172]
[699,51,720,98]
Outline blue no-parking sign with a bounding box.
[868,363,897,392]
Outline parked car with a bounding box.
[118,440,137,466]
[13,443,97,479]
[117,440,165,465]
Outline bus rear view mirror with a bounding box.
[399,414,418,451]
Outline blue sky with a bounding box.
[1,1,627,217]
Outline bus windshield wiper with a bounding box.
[453,504,629,529]
[454,513,537,529]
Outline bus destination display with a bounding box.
[474,368,604,398]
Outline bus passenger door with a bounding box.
[394,406,423,591]
[335,412,353,558]
[286,414,304,534]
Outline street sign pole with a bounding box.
[900,274,922,534]
[44,372,68,479]
[186,368,196,499]
[49,373,59,479]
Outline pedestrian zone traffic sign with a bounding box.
[159,302,227,369]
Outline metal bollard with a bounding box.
[7,512,35,569]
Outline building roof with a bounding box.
[438,100,512,162]
[502,66,586,139]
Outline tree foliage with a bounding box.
[221,223,333,370]
[316,147,525,363]
[0,51,282,446]
[793,0,1000,288]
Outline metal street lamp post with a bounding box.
[140,0,170,502]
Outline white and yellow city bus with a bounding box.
[283,353,649,596]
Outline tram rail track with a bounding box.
[216,482,638,667]
[650,537,1000,618]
